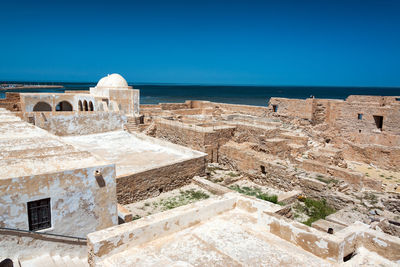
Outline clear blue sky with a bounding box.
[1,0,399,86]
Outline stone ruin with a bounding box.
[1,76,399,266]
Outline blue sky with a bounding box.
[0,0,399,86]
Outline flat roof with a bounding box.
[62,130,205,177]
[98,198,333,266]
[0,108,107,179]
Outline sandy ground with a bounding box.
[347,161,400,192]
[124,183,214,218]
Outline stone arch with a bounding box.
[83,100,88,111]
[55,101,73,111]
[78,100,83,111]
[33,101,52,112]
[89,101,94,111]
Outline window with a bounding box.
[27,198,51,231]
[357,113,363,120]
[272,105,278,112]
[260,165,266,174]
[373,115,383,131]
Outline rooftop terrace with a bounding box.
[0,108,105,179]
[62,130,206,177]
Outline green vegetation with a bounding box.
[154,189,209,211]
[206,165,224,174]
[293,198,335,226]
[315,175,339,184]
[229,185,280,204]
[227,172,240,177]
[363,192,378,205]
[132,215,141,221]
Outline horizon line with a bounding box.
[1,80,400,89]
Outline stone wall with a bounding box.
[342,141,400,172]
[329,100,400,146]
[0,92,20,111]
[0,164,118,237]
[116,156,206,204]
[154,119,235,162]
[268,97,314,120]
[20,111,126,136]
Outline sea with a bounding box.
[1,82,399,106]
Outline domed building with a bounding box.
[96,73,130,89]
[90,73,140,115]
[18,73,140,116]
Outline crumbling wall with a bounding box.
[0,92,21,111]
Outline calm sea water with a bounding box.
[1,82,399,106]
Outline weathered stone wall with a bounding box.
[342,141,400,172]
[268,97,314,120]
[20,111,126,136]
[329,100,400,140]
[116,156,205,204]
[155,120,206,151]
[0,93,21,111]
[160,102,190,110]
[154,119,235,162]
[0,164,118,237]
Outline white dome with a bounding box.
[96,73,129,88]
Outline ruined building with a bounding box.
[1,74,399,266]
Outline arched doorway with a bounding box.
[55,101,73,111]
[78,100,83,111]
[83,100,88,111]
[33,102,52,112]
[89,101,94,111]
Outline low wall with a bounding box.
[20,111,126,136]
[116,156,206,204]
[87,196,238,266]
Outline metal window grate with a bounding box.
[27,198,51,231]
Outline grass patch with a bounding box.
[155,189,209,211]
[132,215,141,221]
[294,198,335,226]
[227,172,240,177]
[363,192,378,205]
[315,175,339,184]
[207,166,224,173]
[229,185,280,204]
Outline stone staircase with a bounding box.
[124,116,140,133]
[19,254,88,267]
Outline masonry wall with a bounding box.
[20,111,126,136]
[329,100,400,146]
[268,98,314,120]
[0,164,118,237]
[116,156,206,204]
[0,93,21,111]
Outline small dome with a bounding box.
[96,73,129,88]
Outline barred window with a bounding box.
[27,198,51,231]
